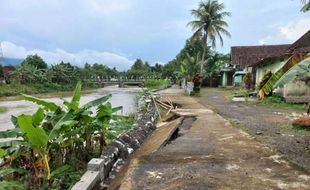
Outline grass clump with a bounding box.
[259,94,308,110]
[0,106,8,114]
[144,79,170,90]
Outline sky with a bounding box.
[0,0,309,70]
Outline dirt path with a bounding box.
[110,88,310,190]
[196,88,310,172]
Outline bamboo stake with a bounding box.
[151,94,162,121]
[156,99,172,109]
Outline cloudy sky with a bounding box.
[0,0,309,70]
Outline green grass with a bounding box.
[219,88,307,111]
[0,106,8,114]
[280,124,310,135]
[144,79,170,90]
[259,95,308,110]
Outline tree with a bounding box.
[301,0,310,12]
[51,63,76,84]
[21,54,48,69]
[188,0,231,73]
[0,64,3,78]
[131,59,145,70]
[15,63,43,84]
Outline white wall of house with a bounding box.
[255,60,286,86]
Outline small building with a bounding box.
[247,30,310,102]
[220,63,234,87]
[230,44,291,87]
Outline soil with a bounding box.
[196,88,310,172]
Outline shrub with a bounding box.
[243,72,253,89]
[144,79,169,90]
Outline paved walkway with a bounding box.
[110,88,310,190]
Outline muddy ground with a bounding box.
[196,88,310,172]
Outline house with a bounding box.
[220,62,234,87]
[226,44,290,87]
[244,30,310,102]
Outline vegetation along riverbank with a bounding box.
[0,82,137,189]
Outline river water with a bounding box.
[0,86,141,131]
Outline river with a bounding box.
[0,86,141,131]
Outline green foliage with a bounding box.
[258,71,273,90]
[0,82,134,189]
[243,72,253,89]
[259,94,308,110]
[301,0,310,12]
[0,64,3,77]
[188,0,231,48]
[261,54,307,95]
[0,106,8,114]
[0,181,25,190]
[21,54,48,69]
[144,79,170,90]
[274,56,310,88]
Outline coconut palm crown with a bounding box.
[188,0,231,49]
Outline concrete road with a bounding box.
[110,88,310,190]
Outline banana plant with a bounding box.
[261,53,308,96]
[274,55,310,88]
[0,81,124,189]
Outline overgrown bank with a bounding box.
[0,82,136,189]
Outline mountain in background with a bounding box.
[1,57,24,66]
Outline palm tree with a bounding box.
[301,0,310,12]
[188,0,231,73]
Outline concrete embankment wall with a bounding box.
[72,95,158,190]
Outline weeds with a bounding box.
[144,79,170,90]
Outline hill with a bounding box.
[1,57,23,66]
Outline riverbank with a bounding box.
[197,88,310,172]
[109,87,310,189]
[0,82,98,97]
[0,86,140,131]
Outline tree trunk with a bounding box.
[199,34,208,88]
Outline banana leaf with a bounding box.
[274,56,310,88]
[0,181,25,190]
[82,94,112,110]
[71,81,81,106]
[262,53,307,95]
[17,115,48,147]
[0,128,22,138]
[0,167,26,177]
[21,94,60,112]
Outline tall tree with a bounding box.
[301,0,310,12]
[21,54,48,69]
[0,64,3,78]
[188,0,231,73]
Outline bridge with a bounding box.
[92,79,145,88]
